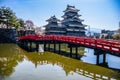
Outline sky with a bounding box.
[0,0,120,31]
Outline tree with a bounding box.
[117,28,120,34]
[9,15,20,28]
[112,34,120,40]
[25,20,34,30]
[18,18,25,28]
[112,29,120,40]
[101,35,105,38]
[0,6,20,29]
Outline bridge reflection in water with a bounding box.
[18,35,120,71]
[20,50,120,80]
[0,44,120,80]
[81,48,120,70]
[18,35,120,69]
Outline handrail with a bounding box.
[18,35,120,54]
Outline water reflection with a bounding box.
[0,44,24,79]
[0,44,120,80]
[81,48,120,70]
[20,50,120,80]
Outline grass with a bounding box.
[46,43,85,55]
[28,43,85,55]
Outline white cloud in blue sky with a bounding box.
[0,0,119,30]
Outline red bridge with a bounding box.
[18,34,120,54]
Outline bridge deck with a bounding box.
[18,34,120,54]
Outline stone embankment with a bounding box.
[0,28,18,43]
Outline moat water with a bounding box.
[0,44,120,80]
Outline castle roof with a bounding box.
[63,5,79,12]
[46,15,60,22]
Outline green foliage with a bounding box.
[0,44,24,77]
[112,34,120,40]
[101,35,104,38]
[117,28,120,34]
[105,34,112,39]
[0,6,25,29]
[18,18,25,28]
[112,29,120,40]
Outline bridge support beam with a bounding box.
[94,49,102,64]
[94,49,108,67]
[48,41,50,51]
[19,40,29,50]
[23,41,26,47]
[29,41,32,51]
[96,53,100,64]
[75,47,78,58]
[44,41,46,51]
[36,42,39,52]
[70,47,72,57]
[54,41,56,53]
[26,40,29,46]
[101,52,108,67]
[21,41,23,46]
[59,42,61,54]
[25,40,29,50]
[103,52,106,64]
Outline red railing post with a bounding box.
[18,35,120,54]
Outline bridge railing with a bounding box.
[18,35,120,53]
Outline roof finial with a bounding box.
[67,4,70,7]
[53,15,55,17]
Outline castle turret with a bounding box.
[62,5,86,36]
[44,15,66,35]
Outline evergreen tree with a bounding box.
[112,29,120,40]
[0,6,20,29]
[18,18,25,28]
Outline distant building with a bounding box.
[94,33,101,38]
[100,29,116,39]
[44,5,87,36]
[101,30,115,35]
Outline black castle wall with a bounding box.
[0,28,18,43]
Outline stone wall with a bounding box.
[0,28,18,43]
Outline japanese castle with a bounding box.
[44,5,87,36]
